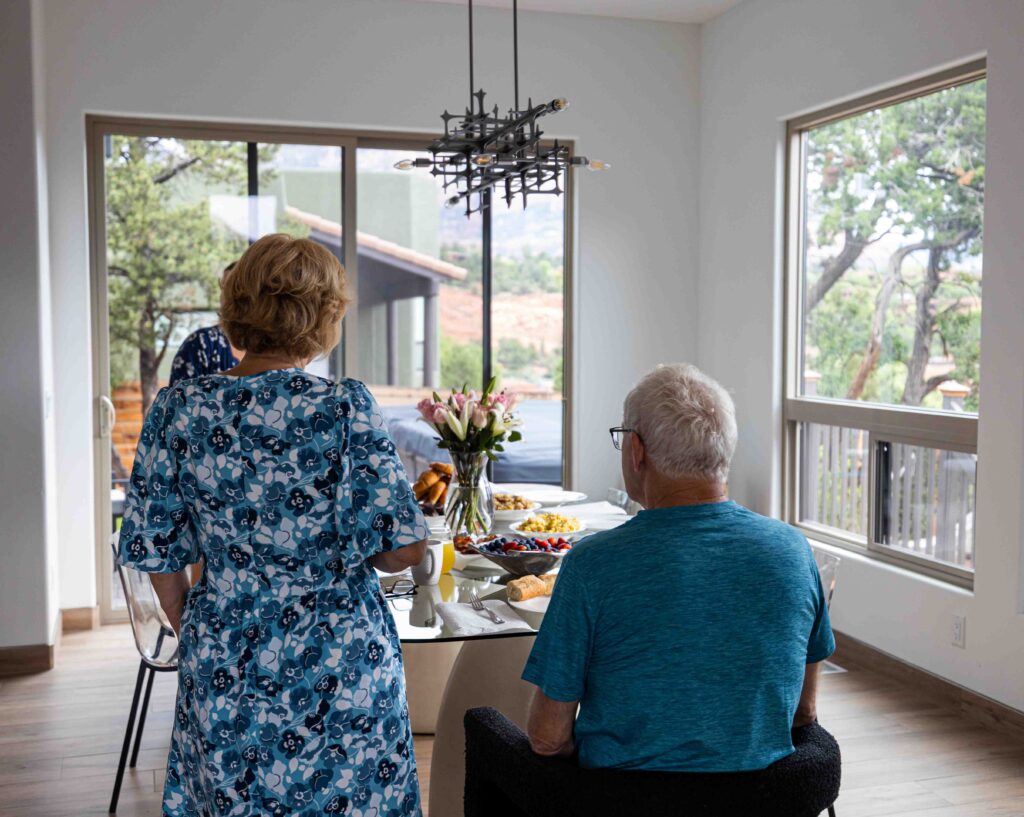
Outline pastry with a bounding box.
[507,575,548,602]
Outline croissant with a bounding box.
[507,573,558,602]
[426,479,446,505]
[431,461,454,477]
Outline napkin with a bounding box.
[435,600,534,637]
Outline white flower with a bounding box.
[445,410,466,440]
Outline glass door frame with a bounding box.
[86,115,575,623]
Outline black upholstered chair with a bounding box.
[464,707,840,817]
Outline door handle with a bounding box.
[99,394,117,437]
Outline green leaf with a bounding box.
[507,430,522,443]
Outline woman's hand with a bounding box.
[369,540,428,575]
[148,571,192,636]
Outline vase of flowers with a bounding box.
[416,378,522,537]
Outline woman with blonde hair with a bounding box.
[118,234,428,816]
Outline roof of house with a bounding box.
[285,205,468,282]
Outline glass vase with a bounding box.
[444,451,494,537]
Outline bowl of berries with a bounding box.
[470,535,574,577]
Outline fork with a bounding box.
[469,590,505,625]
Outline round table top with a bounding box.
[385,499,632,643]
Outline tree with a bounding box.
[440,337,484,391]
[804,79,985,408]
[105,137,255,412]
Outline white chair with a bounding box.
[813,549,841,609]
[108,537,179,813]
[606,487,643,516]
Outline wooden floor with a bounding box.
[1,626,1022,817]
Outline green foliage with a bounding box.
[440,244,563,294]
[497,337,541,376]
[105,136,253,405]
[440,336,484,392]
[804,79,985,408]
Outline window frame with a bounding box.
[781,60,986,589]
[86,116,576,622]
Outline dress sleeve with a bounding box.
[336,381,429,566]
[116,387,199,573]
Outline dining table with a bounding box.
[382,497,633,817]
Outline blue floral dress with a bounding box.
[117,370,429,817]
[169,326,239,386]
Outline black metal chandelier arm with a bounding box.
[395,0,607,216]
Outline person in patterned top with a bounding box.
[169,264,242,386]
[118,234,429,817]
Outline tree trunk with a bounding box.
[901,247,943,406]
[806,228,869,312]
[901,228,978,406]
[138,306,159,416]
[846,241,931,401]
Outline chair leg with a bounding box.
[110,660,146,814]
[129,666,156,768]
[828,806,837,817]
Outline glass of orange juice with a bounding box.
[441,540,456,574]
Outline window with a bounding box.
[89,120,572,619]
[784,62,986,585]
[349,145,568,487]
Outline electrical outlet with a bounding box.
[952,615,966,649]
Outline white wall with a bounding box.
[0,0,60,648]
[699,0,1024,711]
[40,0,702,610]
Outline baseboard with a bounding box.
[0,642,56,677]
[61,606,101,632]
[833,630,1024,743]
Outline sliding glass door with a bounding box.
[91,122,352,620]
[89,120,570,622]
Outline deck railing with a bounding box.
[799,381,975,569]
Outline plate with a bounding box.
[492,502,542,524]
[493,483,588,506]
[508,594,551,613]
[509,519,587,538]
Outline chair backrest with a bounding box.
[606,488,629,509]
[606,488,643,516]
[109,536,178,669]
[812,549,841,610]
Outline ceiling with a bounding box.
[406,0,744,24]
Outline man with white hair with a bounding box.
[522,364,834,771]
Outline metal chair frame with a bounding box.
[109,539,179,814]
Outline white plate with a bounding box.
[508,594,551,613]
[494,483,588,506]
[492,502,542,523]
[509,519,587,538]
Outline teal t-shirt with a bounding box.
[522,500,835,772]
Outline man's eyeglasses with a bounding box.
[383,578,417,598]
[609,427,641,451]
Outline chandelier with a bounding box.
[394,0,608,217]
